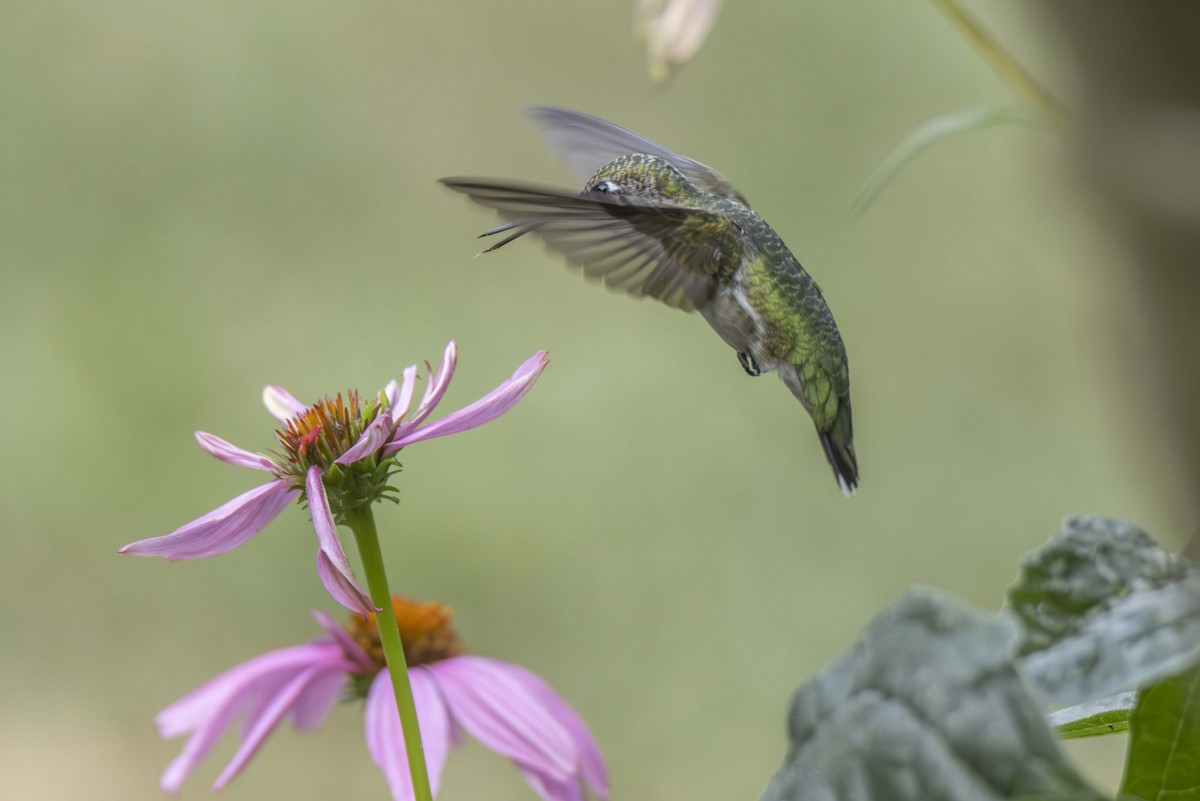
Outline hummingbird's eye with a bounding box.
[592,180,620,195]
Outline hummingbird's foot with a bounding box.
[737,351,762,377]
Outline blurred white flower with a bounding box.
[636,0,724,82]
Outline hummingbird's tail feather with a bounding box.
[478,221,549,253]
[779,362,858,497]
[818,407,858,498]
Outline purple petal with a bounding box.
[159,694,255,791]
[384,379,401,411]
[194,431,277,472]
[232,638,357,739]
[365,667,455,801]
[504,663,608,797]
[158,643,345,737]
[398,341,458,433]
[316,551,376,616]
[226,658,345,766]
[336,413,392,466]
[211,663,347,790]
[288,665,349,730]
[311,610,375,672]
[365,672,410,801]
[156,641,351,793]
[389,365,419,423]
[519,766,585,801]
[428,655,576,781]
[305,467,373,615]
[119,481,296,560]
[385,350,548,453]
[262,385,307,422]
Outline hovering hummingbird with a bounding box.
[441,107,858,496]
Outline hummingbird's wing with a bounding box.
[526,107,751,208]
[441,177,743,312]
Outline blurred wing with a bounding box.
[441,177,742,312]
[525,106,751,207]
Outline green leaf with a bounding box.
[1120,666,1200,800]
[849,105,1051,217]
[760,588,1104,801]
[1007,516,1200,703]
[1048,693,1136,739]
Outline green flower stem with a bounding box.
[345,506,433,801]
[931,0,1064,119]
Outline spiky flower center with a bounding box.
[271,391,401,520]
[275,392,371,469]
[345,597,465,694]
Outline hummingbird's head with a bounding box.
[582,154,696,203]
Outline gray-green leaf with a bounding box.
[1008,516,1200,703]
[1010,516,1191,656]
[1119,666,1200,800]
[760,588,1104,801]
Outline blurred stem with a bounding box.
[931,0,1065,120]
[346,506,432,801]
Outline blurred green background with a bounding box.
[0,1,1174,799]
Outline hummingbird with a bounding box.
[441,107,858,496]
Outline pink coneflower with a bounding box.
[120,342,548,614]
[158,597,608,801]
